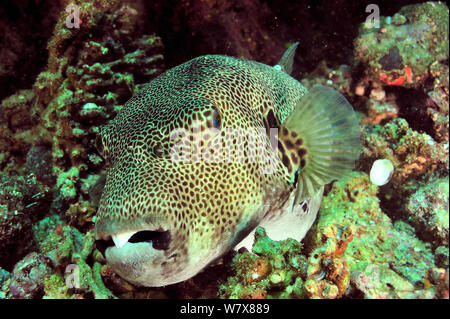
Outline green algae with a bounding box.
[42,273,73,299]
[405,176,449,247]
[316,171,436,289]
[219,227,307,299]
[56,167,79,202]
[32,216,116,299]
[356,2,449,88]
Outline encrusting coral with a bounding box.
[0,0,165,288]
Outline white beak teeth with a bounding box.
[112,231,137,248]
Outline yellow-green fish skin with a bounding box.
[94,51,359,287]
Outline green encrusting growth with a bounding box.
[219,227,308,299]
[314,171,436,297]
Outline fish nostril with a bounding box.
[95,238,114,257]
[129,230,171,250]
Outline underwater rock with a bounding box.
[219,227,308,299]
[435,246,449,268]
[0,0,165,214]
[312,172,439,298]
[65,200,96,231]
[0,90,39,174]
[26,145,55,184]
[426,267,449,299]
[350,264,435,299]
[354,1,450,159]
[0,1,166,297]
[427,61,449,143]
[405,176,449,248]
[354,1,448,89]
[32,216,115,299]
[0,90,37,132]
[354,2,449,145]
[363,97,399,126]
[378,46,404,71]
[300,62,353,98]
[7,252,53,299]
[360,118,448,215]
[55,167,79,203]
[0,1,61,101]
[34,215,87,266]
[0,172,51,270]
[304,224,353,299]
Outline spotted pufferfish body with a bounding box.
[94,43,360,287]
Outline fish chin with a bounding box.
[105,243,209,287]
[105,243,179,287]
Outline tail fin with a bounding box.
[278,85,360,204]
[275,42,299,75]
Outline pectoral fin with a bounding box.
[279,85,361,206]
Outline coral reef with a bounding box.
[303,224,353,299]
[0,0,165,209]
[217,171,446,300]
[405,177,449,247]
[354,2,449,144]
[0,0,165,294]
[355,2,448,89]
[219,227,308,299]
[314,172,442,298]
[7,252,53,299]
[0,172,51,269]
[1,215,116,299]
[301,2,449,265]
[218,170,447,299]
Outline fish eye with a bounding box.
[212,110,222,129]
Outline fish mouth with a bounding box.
[95,228,172,257]
[95,227,181,287]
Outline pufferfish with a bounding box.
[94,43,360,287]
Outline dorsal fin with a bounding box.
[275,42,299,75]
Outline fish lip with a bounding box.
[94,225,169,241]
[94,215,169,240]
[95,223,172,253]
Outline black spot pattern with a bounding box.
[95,55,309,259]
